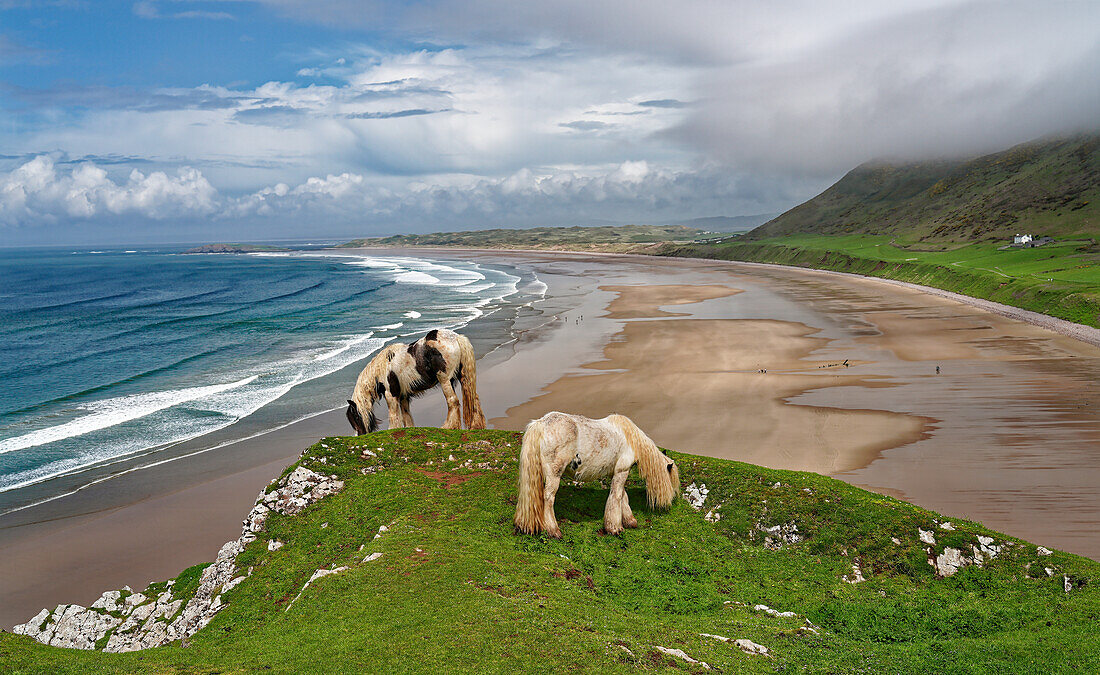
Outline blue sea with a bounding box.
[0,246,542,512]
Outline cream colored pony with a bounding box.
[346,328,486,434]
[514,412,680,537]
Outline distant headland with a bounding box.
[183,243,291,254]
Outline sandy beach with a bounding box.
[4,249,1100,629]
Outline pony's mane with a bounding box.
[609,414,679,508]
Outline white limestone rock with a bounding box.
[761,523,801,549]
[124,592,147,608]
[90,590,122,613]
[12,608,51,638]
[286,566,350,611]
[683,483,709,510]
[262,467,345,517]
[734,639,771,656]
[753,604,798,618]
[27,604,123,650]
[843,563,867,584]
[918,528,936,545]
[931,547,968,576]
[973,535,1003,562]
[15,460,347,654]
[243,503,270,534]
[654,645,711,669]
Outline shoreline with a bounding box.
[351,244,1100,348]
[5,248,1100,629]
[0,251,592,628]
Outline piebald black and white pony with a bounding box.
[514,412,679,538]
[346,328,486,434]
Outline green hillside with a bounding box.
[749,134,1099,244]
[3,429,1097,673]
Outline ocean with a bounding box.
[0,246,544,514]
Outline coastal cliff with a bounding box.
[3,429,1097,672]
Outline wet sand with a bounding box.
[4,250,1100,628]
[482,252,1100,560]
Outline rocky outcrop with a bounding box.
[12,464,345,652]
[654,645,711,669]
[683,483,709,510]
[734,639,771,656]
[919,526,1009,577]
[759,522,802,549]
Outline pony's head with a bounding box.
[663,458,681,506]
[608,413,680,509]
[345,398,377,435]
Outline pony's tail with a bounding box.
[514,419,546,534]
[609,414,679,509]
[456,334,486,429]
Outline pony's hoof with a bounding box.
[547,530,563,540]
[624,519,638,529]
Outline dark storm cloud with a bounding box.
[252,0,1100,176]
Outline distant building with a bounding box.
[1013,233,1033,245]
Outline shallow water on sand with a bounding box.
[484,253,1100,559]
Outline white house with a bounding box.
[1013,234,1033,245]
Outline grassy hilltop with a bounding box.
[746,134,1098,244]
[3,429,1097,673]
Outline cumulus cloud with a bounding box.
[1,154,800,230]
[0,156,219,225]
[7,0,1097,239]
[10,43,696,191]
[227,159,800,230]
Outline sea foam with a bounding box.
[0,376,258,456]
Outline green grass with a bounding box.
[659,234,1100,327]
[3,429,1096,673]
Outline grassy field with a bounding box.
[659,234,1100,328]
[3,428,1096,673]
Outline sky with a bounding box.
[0,1,1097,245]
